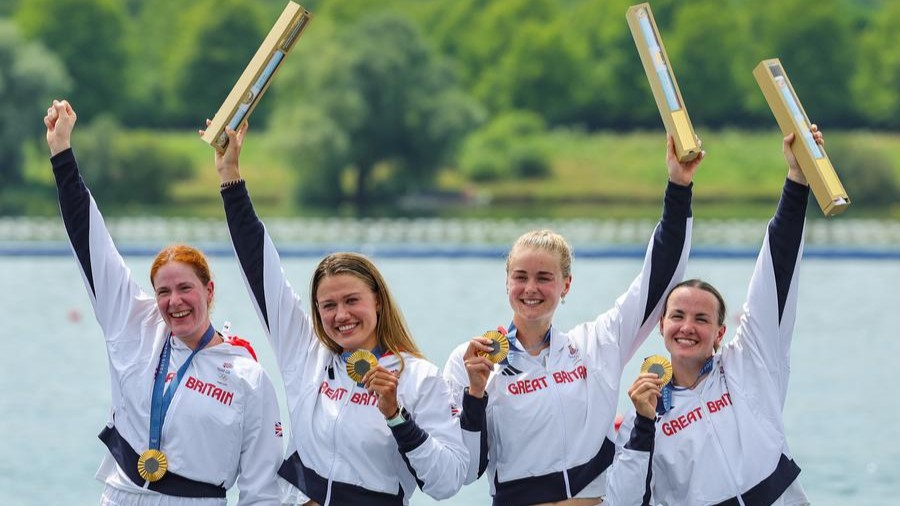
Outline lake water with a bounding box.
[1,254,897,505]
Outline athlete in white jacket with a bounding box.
[607,130,822,506]
[46,100,283,506]
[443,136,700,506]
[210,124,468,506]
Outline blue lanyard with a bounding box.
[148,324,216,450]
[506,323,551,356]
[657,356,715,416]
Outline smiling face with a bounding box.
[315,273,380,352]
[152,260,214,343]
[506,246,571,329]
[660,285,726,367]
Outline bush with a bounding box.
[826,139,899,208]
[74,116,192,209]
[459,110,550,181]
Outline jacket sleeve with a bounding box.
[221,181,318,390]
[441,343,488,485]
[578,182,693,375]
[51,148,157,372]
[606,412,656,506]
[729,179,809,405]
[236,367,283,506]
[391,369,469,500]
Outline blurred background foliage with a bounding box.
[1,0,898,218]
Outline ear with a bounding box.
[206,280,215,302]
[714,324,727,347]
[562,274,573,297]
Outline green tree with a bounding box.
[459,111,550,181]
[271,13,483,215]
[15,0,128,122]
[853,1,900,128]
[747,0,859,126]
[0,21,70,188]
[562,0,661,129]
[665,0,755,127]
[73,116,192,209]
[165,0,266,127]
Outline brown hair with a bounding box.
[150,244,214,309]
[507,229,573,278]
[310,253,422,370]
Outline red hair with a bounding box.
[150,244,213,288]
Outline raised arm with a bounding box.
[208,124,318,385]
[581,136,695,372]
[730,129,816,404]
[46,100,154,358]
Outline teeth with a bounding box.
[523,299,541,305]
[171,310,190,318]
[338,323,357,332]
[675,338,696,346]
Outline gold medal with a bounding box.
[477,330,509,364]
[641,355,673,385]
[137,449,168,482]
[346,350,379,383]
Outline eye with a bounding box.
[346,297,358,305]
[319,301,335,311]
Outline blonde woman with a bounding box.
[444,136,701,505]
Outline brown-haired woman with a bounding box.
[608,129,823,506]
[208,123,467,506]
[45,99,283,506]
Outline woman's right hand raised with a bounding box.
[463,337,495,398]
[44,99,77,157]
[200,120,248,185]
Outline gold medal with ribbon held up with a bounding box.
[477,330,509,364]
[346,350,379,383]
[641,355,673,385]
[137,448,168,482]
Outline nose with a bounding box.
[334,303,350,321]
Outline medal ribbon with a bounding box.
[148,324,216,450]
[506,323,551,357]
[657,356,714,416]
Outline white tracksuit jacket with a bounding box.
[52,149,283,506]
[607,179,811,506]
[221,181,468,506]
[443,182,693,506]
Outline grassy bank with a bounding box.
[24,129,900,219]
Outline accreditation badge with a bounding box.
[137,448,168,482]
[641,355,673,385]
[478,330,509,364]
[346,350,379,383]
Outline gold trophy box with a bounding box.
[626,3,700,162]
[753,59,850,216]
[201,2,312,152]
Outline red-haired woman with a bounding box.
[46,100,283,506]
